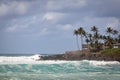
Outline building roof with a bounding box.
[113,43,120,46]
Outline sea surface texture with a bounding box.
[0,54,120,80]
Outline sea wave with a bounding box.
[90,60,120,66]
[82,60,120,66]
[0,54,120,65]
[0,56,120,80]
[0,54,41,63]
[0,55,119,66]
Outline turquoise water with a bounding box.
[0,60,120,80]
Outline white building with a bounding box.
[113,43,120,48]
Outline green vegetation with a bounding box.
[101,48,120,54]
[74,26,120,52]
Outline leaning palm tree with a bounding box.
[74,29,80,50]
[78,27,86,53]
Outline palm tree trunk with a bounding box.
[76,35,80,50]
[81,35,83,54]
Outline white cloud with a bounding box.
[42,12,66,22]
[5,14,51,37]
[5,15,40,32]
[15,2,28,15]
[6,25,17,32]
[56,24,73,31]
[0,4,9,16]
[46,0,86,10]
[0,1,29,16]
[43,12,55,21]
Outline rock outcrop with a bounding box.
[40,50,120,62]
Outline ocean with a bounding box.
[0,54,120,80]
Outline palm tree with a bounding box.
[91,26,98,33]
[106,27,114,48]
[88,34,92,41]
[118,35,120,43]
[102,35,107,44]
[112,30,118,38]
[105,36,114,48]
[98,35,103,49]
[74,29,80,50]
[99,35,103,42]
[112,30,118,35]
[78,27,86,53]
[88,33,93,49]
[106,27,113,37]
[112,30,118,43]
[85,38,90,50]
[91,26,98,42]
[91,26,99,50]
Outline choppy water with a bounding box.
[0,55,120,80]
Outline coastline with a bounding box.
[40,50,120,62]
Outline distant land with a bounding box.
[40,48,120,62]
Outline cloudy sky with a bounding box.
[0,0,120,54]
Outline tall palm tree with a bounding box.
[78,27,86,53]
[88,33,93,49]
[91,26,99,50]
[85,38,90,50]
[106,27,114,48]
[91,26,98,42]
[74,29,80,50]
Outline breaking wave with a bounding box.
[0,57,120,80]
[82,60,120,66]
[0,54,41,63]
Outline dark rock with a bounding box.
[40,50,120,62]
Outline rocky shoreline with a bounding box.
[40,50,120,62]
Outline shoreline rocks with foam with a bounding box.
[40,50,120,62]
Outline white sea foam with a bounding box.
[0,54,41,64]
[84,60,120,66]
[0,55,119,65]
[0,54,69,64]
